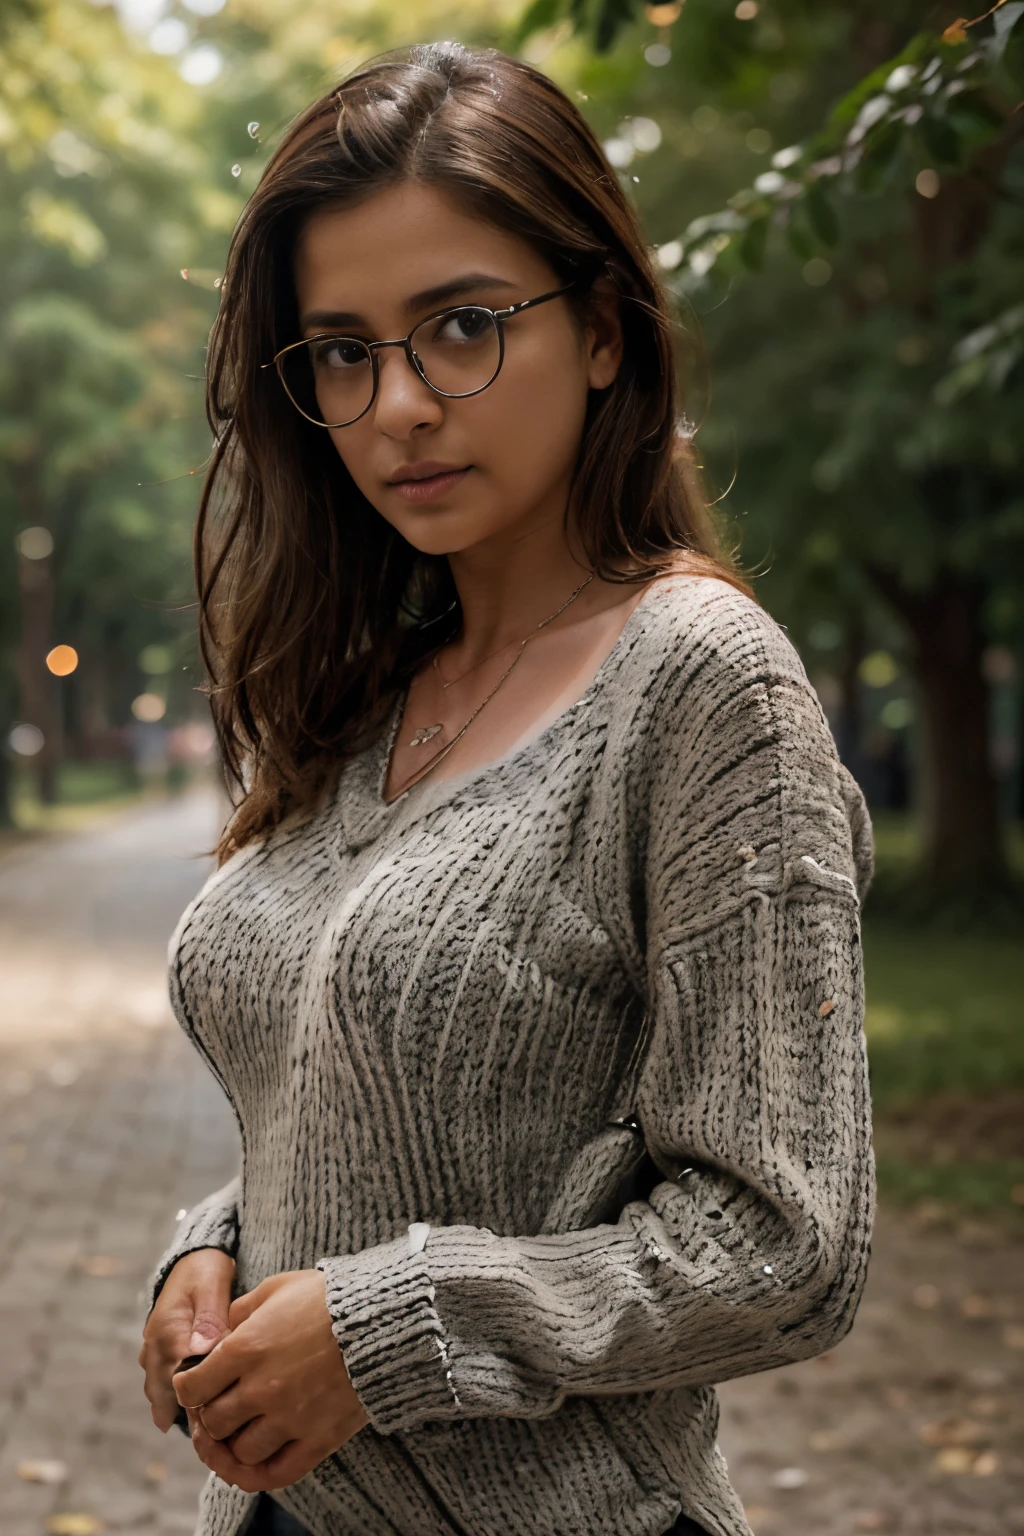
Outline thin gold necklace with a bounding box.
[389,572,595,800]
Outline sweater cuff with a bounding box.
[316,1226,466,1435]
[144,1177,240,1321]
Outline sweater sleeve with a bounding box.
[316,596,876,1434]
[143,1176,241,1321]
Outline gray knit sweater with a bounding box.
[147,576,876,1536]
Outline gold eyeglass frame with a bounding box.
[263,280,578,429]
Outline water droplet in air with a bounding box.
[231,163,242,177]
[632,175,640,182]
[180,268,189,279]
[247,121,260,138]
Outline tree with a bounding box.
[511,0,1024,912]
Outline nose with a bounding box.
[371,342,444,435]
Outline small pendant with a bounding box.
[409,723,443,747]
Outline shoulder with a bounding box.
[617,574,875,905]
[617,573,813,736]
[632,573,805,686]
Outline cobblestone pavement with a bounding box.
[0,792,1021,1536]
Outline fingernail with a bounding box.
[187,1332,210,1354]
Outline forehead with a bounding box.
[293,180,550,310]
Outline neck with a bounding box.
[446,505,593,660]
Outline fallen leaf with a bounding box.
[1003,1324,1024,1350]
[934,1446,975,1474]
[919,1417,985,1448]
[46,1517,104,1536]
[972,1451,1000,1476]
[942,19,969,43]
[769,1467,809,1490]
[912,1283,941,1309]
[808,1431,842,1451]
[144,1460,167,1484]
[78,1256,128,1278]
[961,1293,994,1319]
[18,1460,69,1485]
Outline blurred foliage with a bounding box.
[518,0,1024,907]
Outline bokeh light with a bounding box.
[16,526,54,560]
[179,44,223,85]
[9,724,45,757]
[860,650,900,688]
[132,693,167,722]
[45,645,79,677]
[803,258,832,286]
[916,168,941,199]
[138,644,174,675]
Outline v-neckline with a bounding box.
[332,578,669,852]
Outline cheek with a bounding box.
[481,348,589,485]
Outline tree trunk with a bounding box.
[18,549,59,805]
[867,564,1007,894]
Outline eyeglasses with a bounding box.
[266,280,577,429]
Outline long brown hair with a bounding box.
[198,38,753,863]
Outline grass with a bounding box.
[6,760,145,837]
[857,810,1024,1226]
[862,903,1024,1228]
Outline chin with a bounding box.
[385,506,510,557]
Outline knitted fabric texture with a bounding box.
[146,577,876,1536]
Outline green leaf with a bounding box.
[992,0,1024,47]
[854,119,904,192]
[507,0,564,46]
[785,220,814,261]
[593,0,636,53]
[918,114,962,167]
[738,216,769,270]
[805,184,840,247]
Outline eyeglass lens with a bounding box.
[279,306,502,427]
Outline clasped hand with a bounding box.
[139,1251,369,1492]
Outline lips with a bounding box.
[389,463,468,484]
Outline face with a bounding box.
[290,179,622,559]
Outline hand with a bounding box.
[172,1269,370,1492]
[138,1247,236,1433]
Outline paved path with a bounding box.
[0,793,1020,1536]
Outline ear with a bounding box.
[582,276,624,391]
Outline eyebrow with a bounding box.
[300,272,520,332]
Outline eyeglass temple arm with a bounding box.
[493,279,577,322]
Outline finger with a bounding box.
[193,1385,257,1442]
[186,1303,232,1358]
[226,1415,291,1468]
[226,1275,280,1330]
[260,1438,327,1491]
[189,1420,279,1494]
[142,1345,188,1434]
[173,1337,239,1408]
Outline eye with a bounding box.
[434,307,493,344]
[311,337,368,370]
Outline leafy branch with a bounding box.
[652,5,1024,286]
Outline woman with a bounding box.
[138,39,876,1536]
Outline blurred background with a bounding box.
[1,0,1022,1533]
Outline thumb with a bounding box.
[187,1307,230,1357]
[186,1278,234,1357]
